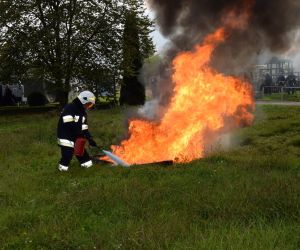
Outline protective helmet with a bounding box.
[78,91,96,105]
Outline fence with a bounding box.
[262,86,300,101]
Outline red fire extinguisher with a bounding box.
[74,137,86,157]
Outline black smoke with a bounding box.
[148,0,300,73]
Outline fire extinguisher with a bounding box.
[74,137,86,157]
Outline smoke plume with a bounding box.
[147,0,300,73]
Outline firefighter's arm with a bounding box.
[81,117,98,147]
[61,109,83,141]
[62,112,78,132]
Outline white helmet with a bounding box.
[78,91,96,105]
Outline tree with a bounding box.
[78,27,123,104]
[119,0,155,106]
[0,32,30,83]
[0,0,123,106]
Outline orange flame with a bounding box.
[104,2,255,165]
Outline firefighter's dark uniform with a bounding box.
[57,98,93,168]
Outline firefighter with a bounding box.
[57,91,98,171]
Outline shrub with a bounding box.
[27,92,48,106]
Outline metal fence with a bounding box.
[262,86,300,101]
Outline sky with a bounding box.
[146,6,169,53]
[151,28,169,52]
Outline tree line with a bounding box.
[0,0,155,106]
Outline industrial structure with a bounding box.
[250,57,300,94]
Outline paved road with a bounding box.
[256,101,300,106]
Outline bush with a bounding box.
[27,92,48,106]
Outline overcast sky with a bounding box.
[151,29,169,52]
[146,7,169,53]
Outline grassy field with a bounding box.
[0,105,300,249]
[261,91,300,102]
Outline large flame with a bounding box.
[104,2,255,165]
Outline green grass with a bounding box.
[261,91,300,102]
[0,106,300,249]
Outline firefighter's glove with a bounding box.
[88,138,98,148]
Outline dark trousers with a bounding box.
[59,146,90,167]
